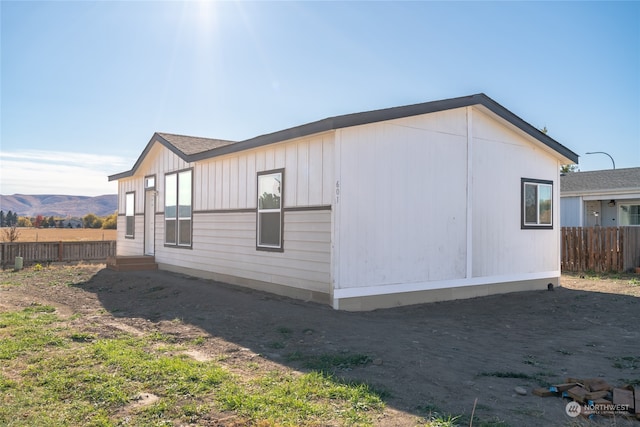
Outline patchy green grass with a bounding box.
[610,355,640,370]
[478,371,534,380]
[218,370,384,425]
[414,403,510,427]
[0,306,390,426]
[0,265,508,427]
[566,271,640,283]
[286,351,373,374]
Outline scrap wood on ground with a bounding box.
[533,377,640,420]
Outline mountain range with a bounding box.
[0,194,117,218]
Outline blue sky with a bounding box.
[1,1,638,196]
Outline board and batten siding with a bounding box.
[118,132,334,296]
[193,133,334,211]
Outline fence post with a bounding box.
[58,241,63,262]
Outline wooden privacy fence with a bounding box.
[0,241,116,268]
[561,227,640,273]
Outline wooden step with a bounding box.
[106,256,158,272]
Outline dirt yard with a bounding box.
[1,264,639,426]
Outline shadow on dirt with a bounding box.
[74,268,640,426]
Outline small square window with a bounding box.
[521,178,553,229]
[145,176,156,189]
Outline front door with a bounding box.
[145,190,156,255]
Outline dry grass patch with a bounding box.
[8,227,116,242]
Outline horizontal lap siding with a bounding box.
[154,210,331,293]
[116,215,144,256]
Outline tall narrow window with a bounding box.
[165,170,192,246]
[178,171,192,245]
[125,192,135,238]
[522,178,553,229]
[257,169,283,250]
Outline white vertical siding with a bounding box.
[333,106,562,298]
[115,140,191,257]
[238,156,248,208]
[285,144,298,206]
[308,139,324,205]
[334,109,469,289]
[297,141,310,206]
[195,133,333,211]
[471,108,560,277]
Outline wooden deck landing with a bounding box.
[106,255,158,272]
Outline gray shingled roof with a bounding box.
[561,167,640,193]
[156,133,236,156]
[109,93,579,181]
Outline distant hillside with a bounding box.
[0,194,117,218]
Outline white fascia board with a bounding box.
[332,271,560,300]
[562,190,640,199]
[582,192,640,201]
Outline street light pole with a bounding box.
[585,151,616,169]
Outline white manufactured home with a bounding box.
[108,94,579,310]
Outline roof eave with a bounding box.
[108,133,191,181]
[192,93,578,163]
[473,95,579,164]
[109,93,579,181]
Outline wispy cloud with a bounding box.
[0,150,133,196]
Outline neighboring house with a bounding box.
[560,168,640,227]
[108,93,578,311]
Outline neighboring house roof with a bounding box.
[561,167,640,195]
[109,93,579,181]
